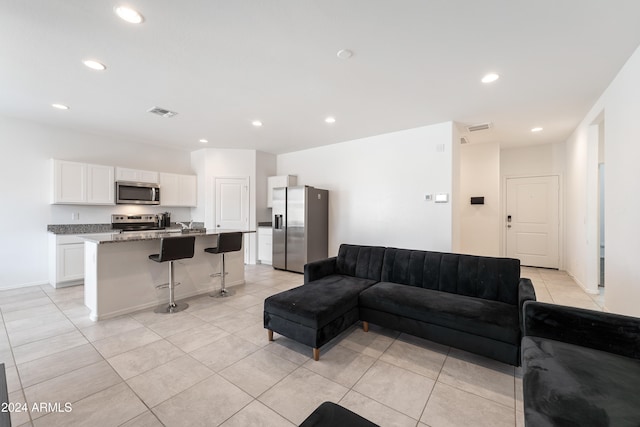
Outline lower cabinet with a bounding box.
[49,234,84,288]
[258,227,272,265]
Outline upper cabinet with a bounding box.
[267,175,297,207]
[159,172,197,207]
[51,159,114,205]
[115,167,159,184]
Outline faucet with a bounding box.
[177,220,193,230]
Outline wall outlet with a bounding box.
[71,212,80,220]
[425,194,433,201]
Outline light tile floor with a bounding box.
[0,265,603,427]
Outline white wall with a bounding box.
[501,143,565,178]
[459,142,500,256]
[277,122,455,256]
[256,151,277,223]
[565,44,640,316]
[0,115,193,289]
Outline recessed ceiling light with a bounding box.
[336,49,353,59]
[82,59,106,71]
[199,139,208,143]
[481,73,500,83]
[325,116,336,124]
[252,120,263,127]
[531,127,543,132]
[115,6,144,24]
[51,103,69,110]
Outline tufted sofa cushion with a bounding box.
[335,244,386,281]
[381,248,521,305]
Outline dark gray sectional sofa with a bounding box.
[522,301,640,426]
[264,244,536,365]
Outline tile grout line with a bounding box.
[0,305,34,427]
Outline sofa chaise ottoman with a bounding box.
[522,301,640,426]
[263,245,385,360]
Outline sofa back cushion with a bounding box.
[336,244,386,281]
[381,248,520,305]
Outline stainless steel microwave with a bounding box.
[115,181,160,205]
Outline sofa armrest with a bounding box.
[518,278,536,333]
[304,257,337,284]
[523,301,640,360]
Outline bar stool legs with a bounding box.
[204,232,243,298]
[155,261,189,313]
[210,253,235,298]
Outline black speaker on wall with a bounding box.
[470,197,484,205]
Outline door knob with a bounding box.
[507,225,512,228]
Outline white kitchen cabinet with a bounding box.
[258,226,273,265]
[86,164,115,204]
[52,160,85,203]
[115,167,159,184]
[48,234,85,288]
[51,159,114,205]
[159,173,197,207]
[267,175,297,208]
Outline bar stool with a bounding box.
[149,236,196,313]
[204,232,243,298]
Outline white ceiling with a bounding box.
[2,1,640,154]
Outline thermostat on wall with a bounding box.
[435,193,449,203]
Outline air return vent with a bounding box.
[147,107,178,118]
[466,122,492,132]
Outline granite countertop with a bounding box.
[47,222,204,235]
[48,224,114,234]
[79,229,255,244]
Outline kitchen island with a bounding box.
[81,230,252,321]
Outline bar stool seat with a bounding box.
[204,232,243,298]
[149,236,196,313]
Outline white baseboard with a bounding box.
[0,280,49,291]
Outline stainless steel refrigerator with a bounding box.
[272,186,328,273]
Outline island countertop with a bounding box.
[78,229,255,244]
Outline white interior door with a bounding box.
[215,177,249,230]
[506,176,559,268]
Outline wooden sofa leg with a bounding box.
[313,348,320,361]
[362,321,369,332]
[268,329,274,342]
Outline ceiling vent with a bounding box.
[147,107,178,118]
[460,136,470,144]
[466,122,492,132]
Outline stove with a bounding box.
[111,214,164,232]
